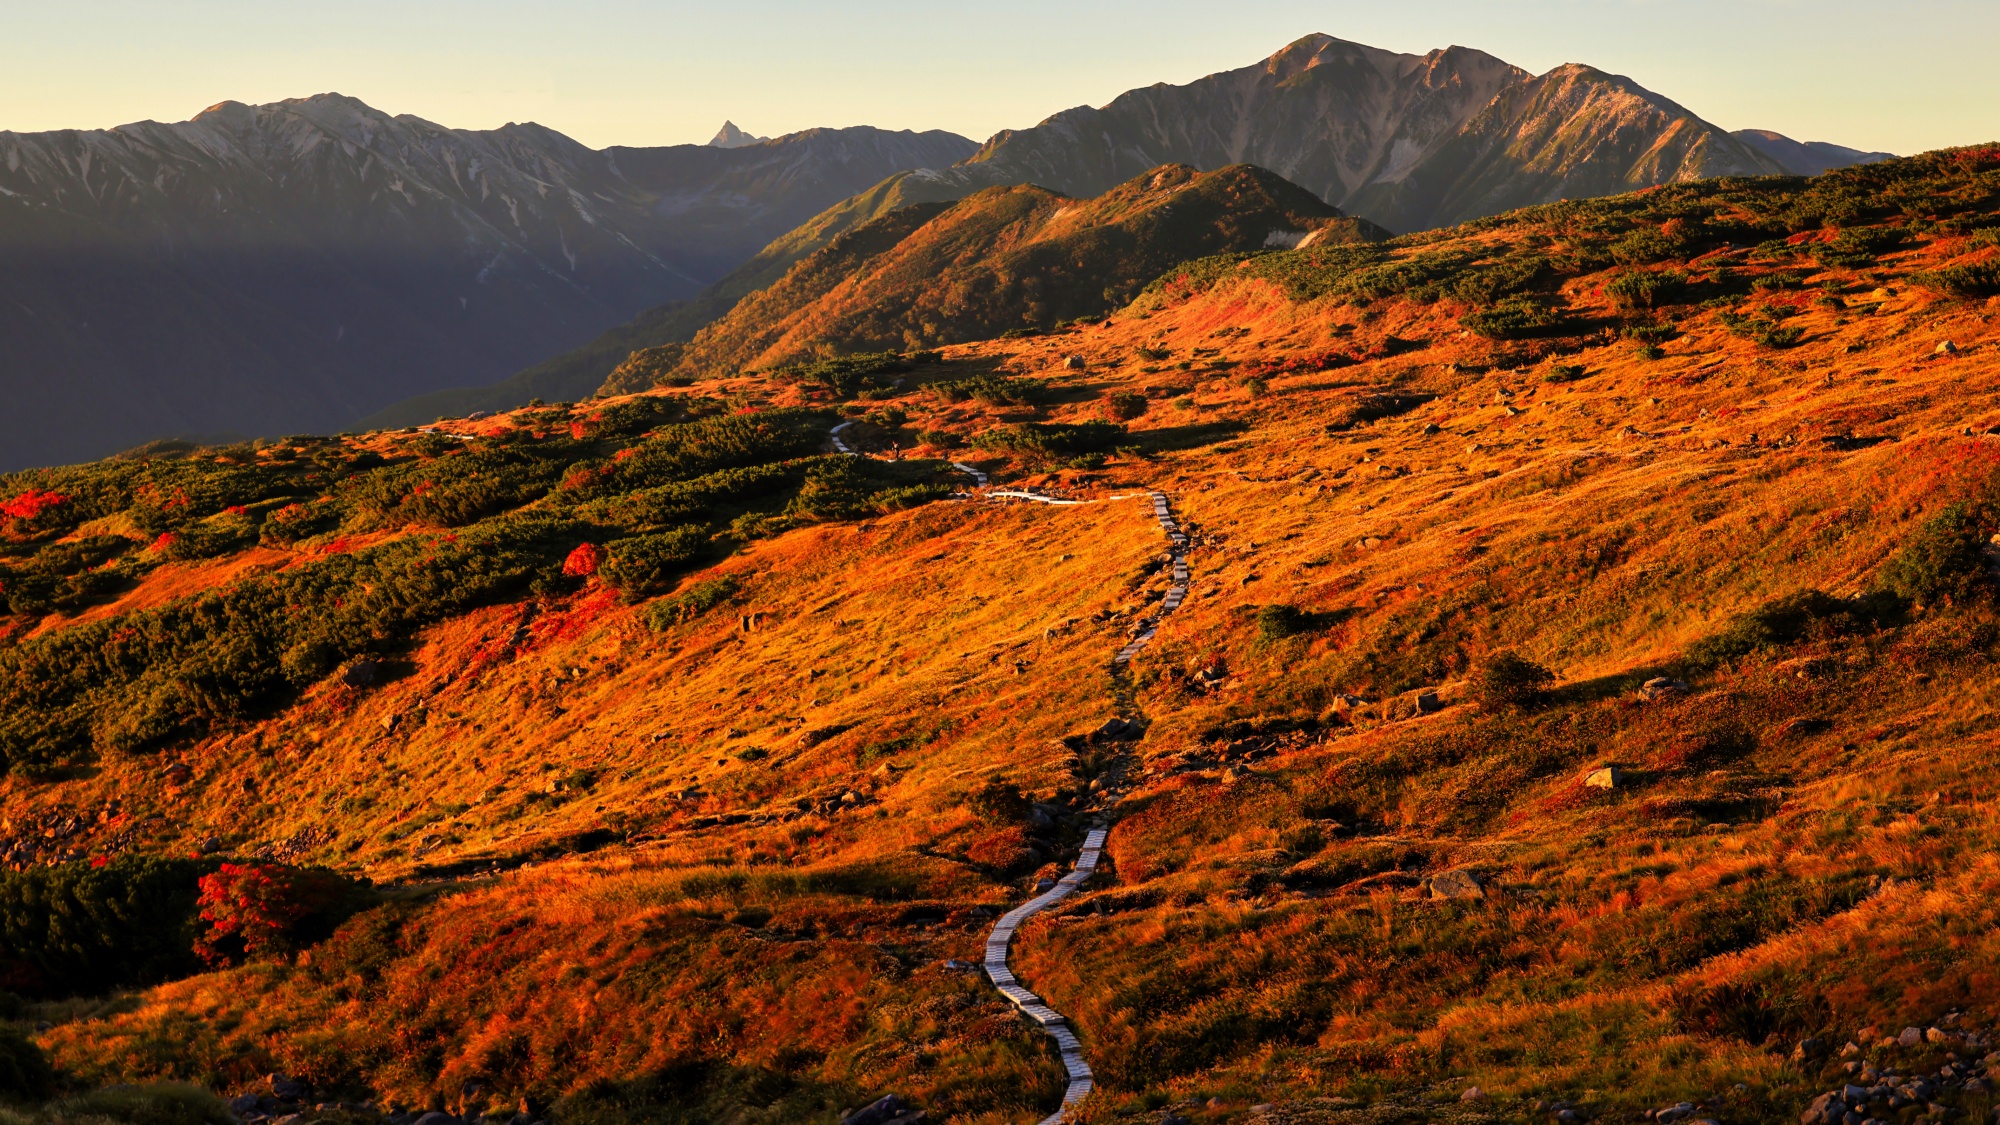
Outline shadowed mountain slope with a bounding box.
[1735,128,1899,176]
[0,95,974,468]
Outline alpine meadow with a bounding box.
[0,20,1996,1125]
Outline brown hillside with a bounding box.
[664,163,1385,381]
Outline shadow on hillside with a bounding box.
[1549,665,1681,707]
[1127,420,1248,454]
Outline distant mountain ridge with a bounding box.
[0,95,974,468]
[1733,129,1897,176]
[915,34,1883,231]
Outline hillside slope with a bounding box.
[0,95,974,468]
[668,163,1385,379]
[2,147,1999,1125]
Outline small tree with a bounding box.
[193,863,369,966]
[1478,651,1554,710]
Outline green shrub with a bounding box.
[930,375,1048,407]
[1875,502,1993,605]
[1912,261,2000,298]
[601,528,710,600]
[0,1027,52,1101]
[643,576,740,630]
[1606,270,1688,309]
[1255,605,1310,642]
[1105,391,1150,420]
[771,352,935,399]
[1477,651,1553,710]
[46,1083,235,1125]
[1461,297,1573,339]
[1686,590,1873,668]
[1279,823,1326,856]
[0,855,212,996]
[970,422,1126,457]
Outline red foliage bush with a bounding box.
[193,862,365,966]
[562,542,605,578]
[0,488,67,523]
[150,532,178,552]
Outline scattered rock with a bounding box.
[1429,869,1484,900]
[1461,1086,1485,1101]
[342,660,379,687]
[1064,354,1087,370]
[199,836,224,855]
[1937,341,1958,355]
[840,1094,922,1125]
[1585,766,1626,789]
[1093,717,1141,742]
[1899,1026,1924,1048]
[269,1075,309,1100]
[1415,689,1443,714]
[380,713,400,733]
[1639,676,1690,700]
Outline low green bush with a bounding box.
[1874,502,1993,606]
[1476,651,1553,710]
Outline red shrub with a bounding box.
[193,863,364,966]
[562,542,605,577]
[150,532,178,552]
[1,488,67,522]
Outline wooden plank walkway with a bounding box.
[983,827,1109,1124]
[826,422,1191,1122]
[1114,493,1190,665]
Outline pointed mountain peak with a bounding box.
[708,121,769,149]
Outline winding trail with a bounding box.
[982,492,1190,1121]
[828,423,1190,1121]
[984,827,1110,1124]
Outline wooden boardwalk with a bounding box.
[828,422,1191,1121]
[982,827,1109,1124]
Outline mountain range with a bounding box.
[408,34,1895,415]
[2,35,1894,467]
[0,96,973,468]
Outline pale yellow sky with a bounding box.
[1,0,1991,155]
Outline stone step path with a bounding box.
[1113,493,1190,665]
[952,461,991,486]
[830,421,858,455]
[984,827,1108,1125]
